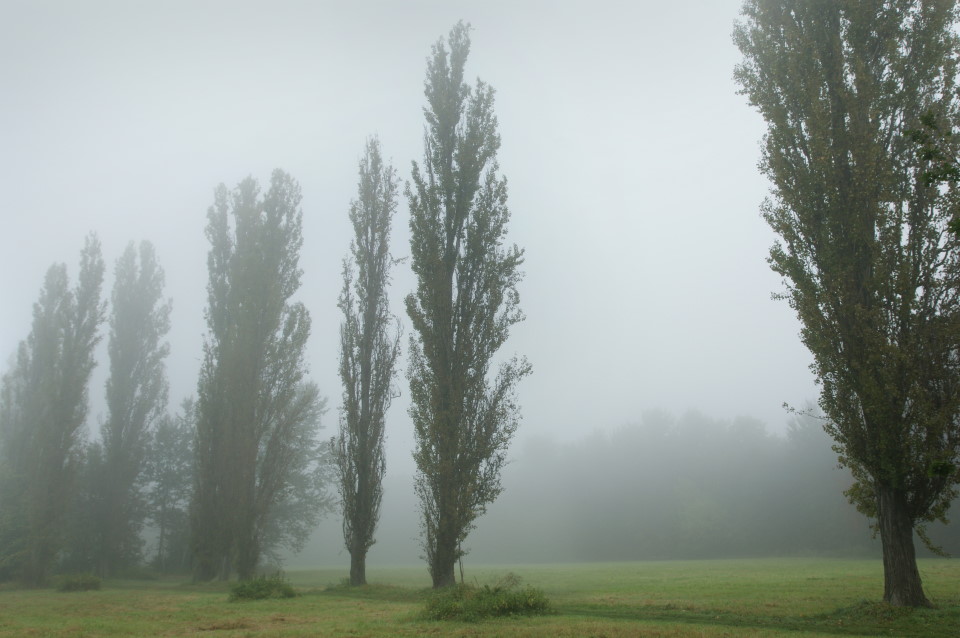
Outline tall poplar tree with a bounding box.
[0,235,106,585]
[335,138,401,586]
[93,240,171,576]
[406,22,531,588]
[735,0,960,607]
[192,170,325,581]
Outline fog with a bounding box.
[0,1,876,569]
[293,409,960,568]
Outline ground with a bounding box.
[1,558,958,637]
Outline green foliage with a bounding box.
[904,109,960,238]
[0,234,106,586]
[335,137,401,586]
[422,574,550,622]
[144,400,194,574]
[54,572,101,592]
[193,169,330,581]
[228,573,296,601]
[734,0,960,607]
[91,240,171,576]
[406,20,530,588]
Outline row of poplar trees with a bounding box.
[0,22,528,588]
[0,175,331,585]
[0,237,177,585]
[334,22,529,588]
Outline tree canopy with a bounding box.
[192,170,328,581]
[406,22,531,588]
[735,0,960,606]
[335,137,401,586]
[0,235,106,586]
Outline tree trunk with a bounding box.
[236,533,258,581]
[349,549,367,586]
[23,525,54,587]
[156,507,166,572]
[431,559,457,589]
[877,485,931,607]
[191,524,217,581]
[430,529,457,588]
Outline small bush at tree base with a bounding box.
[55,573,102,592]
[228,573,296,601]
[422,573,550,621]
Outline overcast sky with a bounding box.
[0,0,817,465]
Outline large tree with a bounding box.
[335,137,401,586]
[0,235,106,585]
[406,22,531,588]
[735,0,960,606]
[92,240,171,576]
[192,170,326,581]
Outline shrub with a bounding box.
[55,573,102,592]
[422,573,550,622]
[229,572,296,601]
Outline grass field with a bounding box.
[1,558,958,637]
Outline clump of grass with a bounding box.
[228,572,296,601]
[55,572,101,592]
[422,573,550,622]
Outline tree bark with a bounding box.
[431,559,457,589]
[349,549,367,586]
[430,523,458,588]
[877,485,931,607]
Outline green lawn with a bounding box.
[1,559,958,637]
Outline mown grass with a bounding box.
[0,558,957,637]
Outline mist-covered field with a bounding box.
[2,559,958,637]
[289,409,960,568]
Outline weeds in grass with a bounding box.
[228,572,296,601]
[422,573,550,622]
[54,572,101,592]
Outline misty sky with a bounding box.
[0,0,818,466]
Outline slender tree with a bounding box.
[92,240,171,576]
[145,400,195,573]
[335,138,401,586]
[0,235,106,585]
[406,22,531,588]
[735,0,960,607]
[192,170,326,581]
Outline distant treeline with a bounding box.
[452,410,960,564]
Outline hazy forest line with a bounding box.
[302,409,960,567]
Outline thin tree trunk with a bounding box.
[877,485,931,607]
[156,505,166,572]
